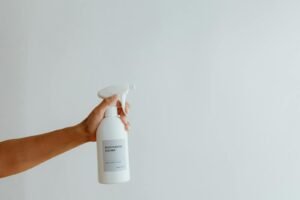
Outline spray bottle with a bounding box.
[96,84,134,184]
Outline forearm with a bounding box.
[0,124,89,178]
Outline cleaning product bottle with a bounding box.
[96,84,134,184]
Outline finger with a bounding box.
[93,95,118,116]
[117,102,130,115]
[120,115,130,131]
[116,101,122,108]
[120,114,127,125]
[116,101,130,108]
[100,95,118,108]
[126,121,131,132]
[125,102,130,114]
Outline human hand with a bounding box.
[77,95,130,142]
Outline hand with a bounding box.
[77,95,130,142]
[0,95,131,177]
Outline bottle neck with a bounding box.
[104,106,118,117]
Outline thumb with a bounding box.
[95,95,118,115]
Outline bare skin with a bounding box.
[0,95,130,178]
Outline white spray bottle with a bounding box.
[96,84,134,184]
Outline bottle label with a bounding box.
[102,139,127,172]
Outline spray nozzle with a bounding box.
[97,84,135,115]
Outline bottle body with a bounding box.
[96,113,130,184]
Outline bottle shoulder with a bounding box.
[100,116,123,125]
[97,116,127,140]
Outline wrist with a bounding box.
[72,123,94,143]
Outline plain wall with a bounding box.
[1,0,300,199]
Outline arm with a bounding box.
[0,95,129,178]
[0,125,88,178]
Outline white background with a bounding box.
[1,0,300,199]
